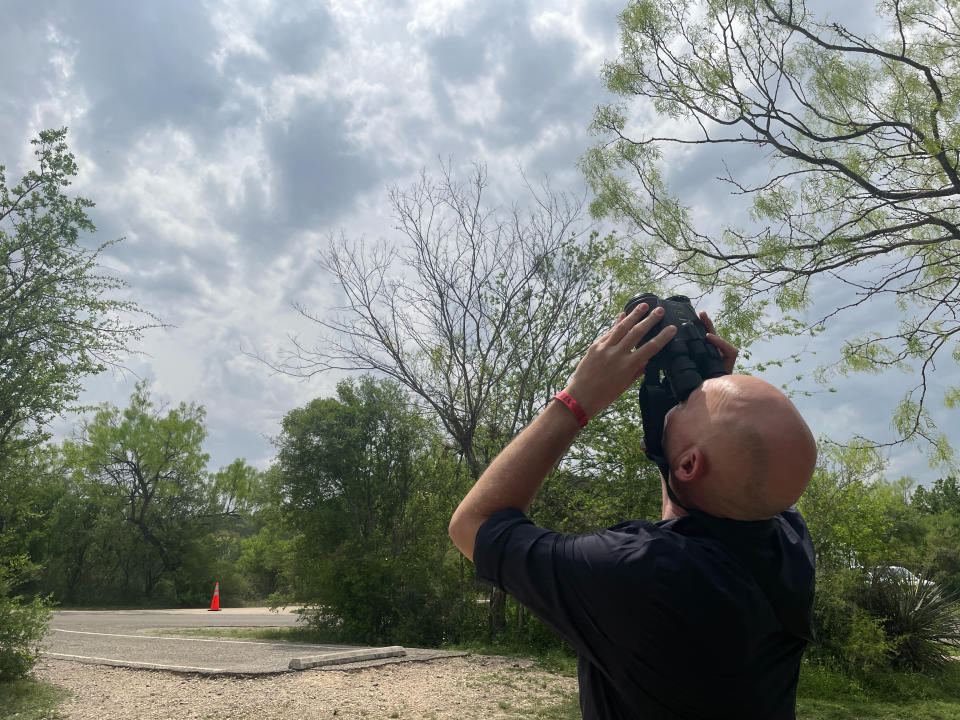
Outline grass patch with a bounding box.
[525,694,581,720]
[464,667,580,720]
[0,678,69,720]
[441,640,578,677]
[476,657,960,719]
[796,660,960,719]
[486,684,580,720]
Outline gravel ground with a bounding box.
[33,655,579,720]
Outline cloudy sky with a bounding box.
[2,0,954,485]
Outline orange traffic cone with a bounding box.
[208,581,221,611]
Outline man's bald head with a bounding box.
[662,375,817,520]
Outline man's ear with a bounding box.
[672,448,706,485]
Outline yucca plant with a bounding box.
[861,567,960,672]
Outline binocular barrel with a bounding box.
[622,293,727,401]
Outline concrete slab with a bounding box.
[289,646,406,670]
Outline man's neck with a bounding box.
[660,478,689,520]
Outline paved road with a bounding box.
[43,608,464,674]
[44,608,363,674]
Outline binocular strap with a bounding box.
[639,371,693,514]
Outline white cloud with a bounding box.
[407,0,478,37]
[208,4,271,72]
[530,7,609,73]
[443,73,502,126]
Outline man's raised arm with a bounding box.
[448,302,677,561]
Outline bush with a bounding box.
[0,558,52,681]
[861,568,960,671]
[810,568,894,670]
[810,565,960,673]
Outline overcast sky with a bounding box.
[2,0,955,486]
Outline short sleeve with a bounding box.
[473,508,662,665]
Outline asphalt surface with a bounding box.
[43,608,464,675]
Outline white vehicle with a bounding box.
[867,565,936,589]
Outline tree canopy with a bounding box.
[583,0,960,457]
[275,376,464,644]
[0,128,152,461]
[913,475,960,516]
[63,382,213,598]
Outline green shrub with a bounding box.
[811,566,960,672]
[842,609,893,670]
[0,558,52,681]
[810,567,895,670]
[861,568,960,671]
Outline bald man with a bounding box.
[450,302,817,720]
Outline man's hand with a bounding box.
[562,302,678,419]
[699,311,739,374]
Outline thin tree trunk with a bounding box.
[488,585,507,638]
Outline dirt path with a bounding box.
[34,655,579,720]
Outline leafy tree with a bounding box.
[535,394,663,533]
[236,467,293,600]
[797,440,951,670]
[0,449,58,677]
[913,476,960,516]
[0,558,50,681]
[211,459,265,517]
[799,440,925,571]
[62,382,213,600]
[583,0,960,457]
[0,127,149,676]
[12,446,102,604]
[0,128,152,461]
[798,441,891,571]
[913,477,960,592]
[10,408,268,607]
[276,376,468,644]
[809,567,893,671]
[918,511,960,593]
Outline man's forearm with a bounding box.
[448,301,677,563]
[448,398,581,561]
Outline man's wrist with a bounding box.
[560,383,604,420]
[554,391,588,428]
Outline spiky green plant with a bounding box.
[862,567,960,672]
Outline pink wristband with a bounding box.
[554,391,588,428]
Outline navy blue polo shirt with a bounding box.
[474,507,815,720]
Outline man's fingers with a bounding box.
[621,306,665,348]
[706,332,737,356]
[706,333,739,373]
[607,303,648,345]
[634,324,676,360]
[700,311,739,372]
[699,311,717,335]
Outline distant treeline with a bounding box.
[9,375,960,670]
